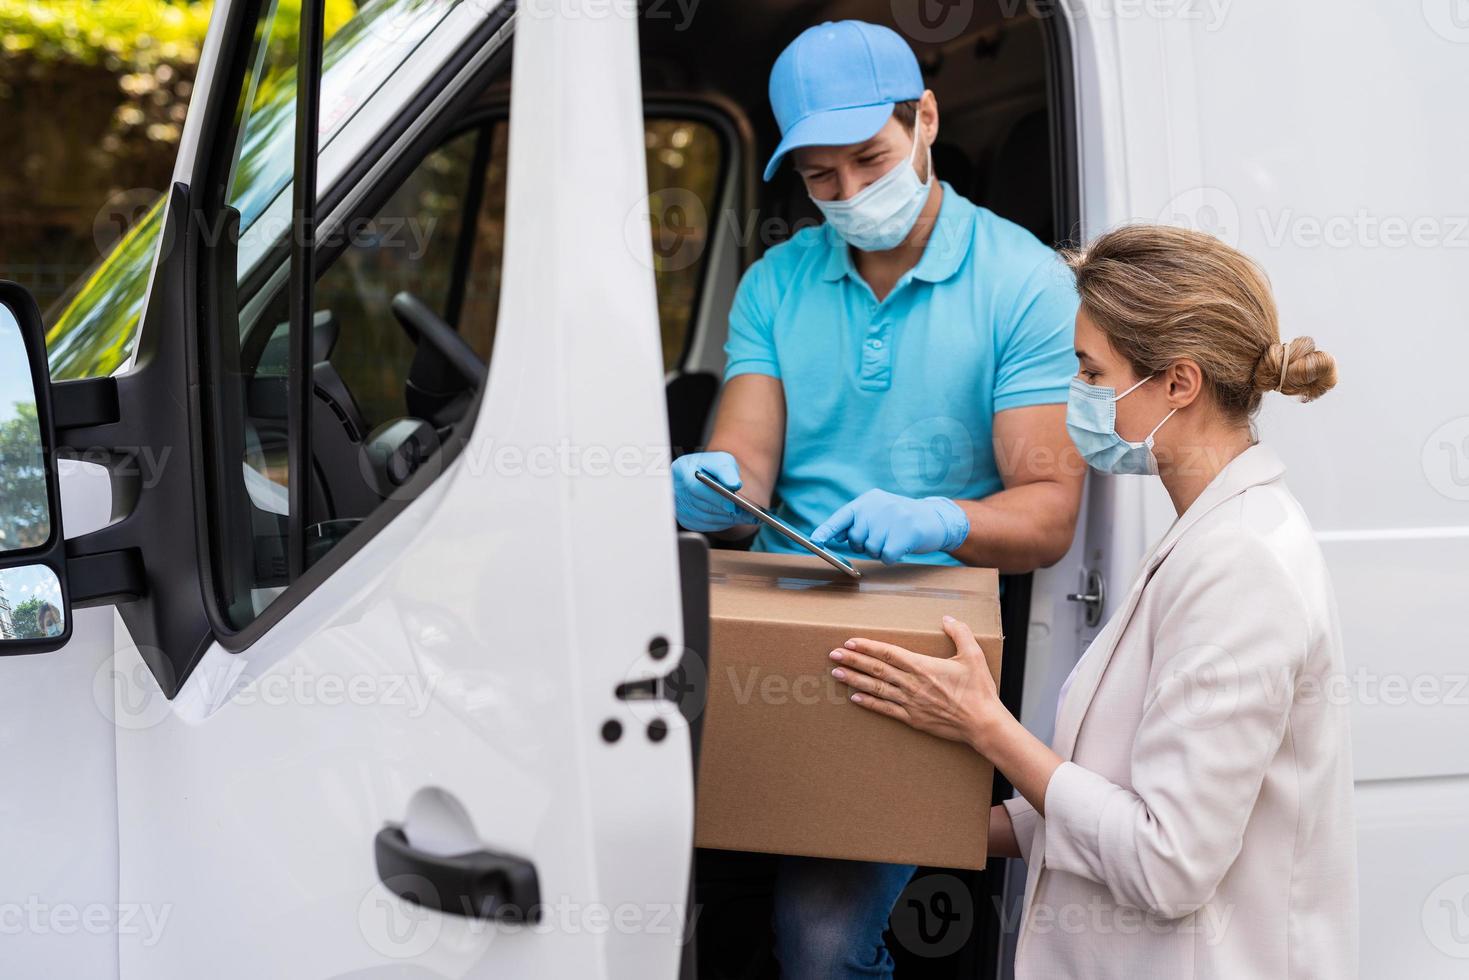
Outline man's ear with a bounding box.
[1165,359,1205,409]
[918,89,940,145]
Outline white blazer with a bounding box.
[1003,444,1359,979]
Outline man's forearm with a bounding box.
[988,803,1022,859]
[702,441,778,541]
[947,480,1078,573]
[709,522,759,542]
[701,375,786,541]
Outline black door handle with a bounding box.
[374,825,541,922]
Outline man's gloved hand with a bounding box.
[811,490,970,565]
[672,451,756,533]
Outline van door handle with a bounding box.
[374,825,541,922]
[1065,568,1106,628]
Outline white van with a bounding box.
[1,0,1464,976]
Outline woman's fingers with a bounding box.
[828,646,904,693]
[840,636,923,673]
[848,690,912,725]
[829,642,918,693]
[831,663,906,704]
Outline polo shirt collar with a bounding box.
[819,225,851,282]
[911,182,974,283]
[817,181,975,285]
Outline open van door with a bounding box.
[0,0,692,976]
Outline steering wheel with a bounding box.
[390,291,488,387]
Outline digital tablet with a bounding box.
[694,469,862,580]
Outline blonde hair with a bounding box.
[1064,225,1337,419]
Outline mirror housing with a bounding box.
[0,281,70,654]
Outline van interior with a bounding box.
[233,1,1076,974]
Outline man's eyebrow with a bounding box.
[796,135,887,173]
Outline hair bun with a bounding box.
[1254,336,1338,402]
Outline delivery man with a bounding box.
[676,20,1083,978]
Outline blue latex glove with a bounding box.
[811,490,970,565]
[672,451,756,533]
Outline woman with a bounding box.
[829,225,1358,977]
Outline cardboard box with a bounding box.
[695,551,1003,871]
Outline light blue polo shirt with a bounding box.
[723,182,1079,565]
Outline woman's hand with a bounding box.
[831,615,1066,816]
[828,616,1004,753]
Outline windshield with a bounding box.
[44,0,463,381]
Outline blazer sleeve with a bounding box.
[1039,528,1310,919]
[1002,794,1040,864]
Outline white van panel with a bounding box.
[1320,531,1469,782]
[1357,774,1469,977]
[1172,0,1469,797]
[1070,1,1469,973]
[0,607,119,977]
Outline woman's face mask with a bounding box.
[1066,374,1178,476]
[810,128,932,252]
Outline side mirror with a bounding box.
[0,282,69,652]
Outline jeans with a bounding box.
[773,856,916,979]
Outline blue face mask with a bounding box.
[1066,375,1177,476]
[811,130,932,252]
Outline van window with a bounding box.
[644,118,725,368]
[199,0,464,629]
[455,116,725,372]
[302,112,725,448]
[313,130,480,427]
[204,81,727,629]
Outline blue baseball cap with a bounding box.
[763,21,924,182]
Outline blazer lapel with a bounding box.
[1049,445,1287,761]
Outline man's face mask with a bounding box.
[810,126,932,252]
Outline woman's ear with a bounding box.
[1164,359,1205,409]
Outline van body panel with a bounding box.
[1064,2,1469,976]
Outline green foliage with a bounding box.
[0,404,50,552]
[0,0,356,71]
[7,597,48,640]
[0,0,212,70]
